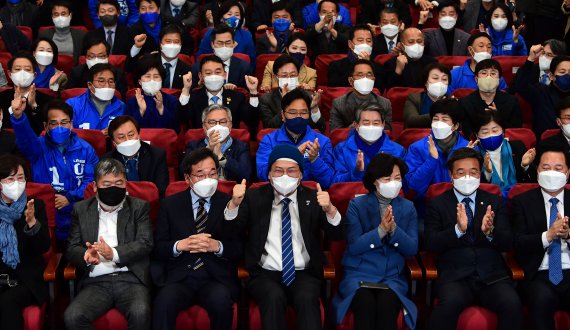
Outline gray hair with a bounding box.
[354,102,386,123]
[544,39,567,56]
[201,104,233,124]
[94,158,126,181]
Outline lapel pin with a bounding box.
[306,200,310,206]
[226,97,232,103]
[480,202,484,205]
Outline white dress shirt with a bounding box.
[453,189,477,238]
[539,189,570,270]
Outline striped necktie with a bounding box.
[549,197,563,285]
[281,197,295,286]
[192,198,208,270]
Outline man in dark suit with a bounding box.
[156,24,192,89]
[371,8,402,56]
[84,0,133,56]
[0,0,39,34]
[538,97,570,155]
[104,115,169,198]
[255,1,295,55]
[152,148,241,330]
[512,146,570,330]
[64,158,153,329]
[160,0,200,29]
[357,0,411,27]
[305,0,350,60]
[423,4,470,57]
[224,144,342,330]
[425,147,523,330]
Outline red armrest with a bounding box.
[43,253,61,282]
[420,251,438,280]
[324,251,335,280]
[504,252,524,281]
[64,263,77,281]
[406,256,423,281]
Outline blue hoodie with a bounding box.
[66,91,126,130]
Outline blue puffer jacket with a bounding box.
[66,91,126,130]
[488,27,528,56]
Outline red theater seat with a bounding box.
[72,129,107,157]
[541,129,560,141]
[396,128,431,149]
[436,56,470,70]
[315,54,347,86]
[139,128,181,182]
[505,128,536,150]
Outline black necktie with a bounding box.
[163,62,172,88]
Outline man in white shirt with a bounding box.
[224,144,342,330]
[158,24,192,89]
[64,158,153,330]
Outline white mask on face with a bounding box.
[10,70,35,88]
[491,18,508,31]
[206,124,230,142]
[404,44,424,59]
[1,181,26,201]
[191,178,218,198]
[561,123,570,138]
[86,57,109,69]
[376,180,402,200]
[141,80,162,95]
[34,51,53,66]
[453,175,480,196]
[93,87,115,101]
[214,46,234,62]
[439,16,457,30]
[353,43,373,56]
[473,51,492,63]
[538,170,568,192]
[161,43,181,58]
[539,55,552,72]
[53,15,71,28]
[204,75,225,91]
[170,0,186,6]
[353,77,374,95]
[427,82,448,98]
[381,24,399,38]
[271,175,299,196]
[116,139,141,157]
[431,121,453,140]
[358,125,383,143]
[278,77,298,91]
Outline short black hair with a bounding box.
[52,0,72,12]
[474,58,503,77]
[354,102,386,123]
[181,147,220,175]
[363,154,408,193]
[467,32,491,47]
[556,96,570,118]
[544,39,567,56]
[447,147,484,171]
[199,54,225,71]
[8,51,37,71]
[349,24,373,41]
[472,110,505,136]
[550,55,570,73]
[422,62,451,85]
[108,115,140,139]
[210,23,235,43]
[83,37,110,56]
[160,24,183,42]
[487,4,514,31]
[380,7,401,21]
[429,97,464,124]
[273,54,299,75]
[318,0,340,13]
[43,98,74,121]
[31,37,59,66]
[439,2,460,14]
[0,154,28,181]
[350,59,374,76]
[537,145,570,168]
[138,0,159,7]
[286,32,308,50]
[271,1,291,15]
[134,55,165,86]
[88,63,116,82]
[281,88,311,111]
[97,0,120,12]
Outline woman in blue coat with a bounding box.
[485,4,527,56]
[332,153,418,330]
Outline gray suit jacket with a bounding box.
[330,91,392,131]
[424,28,470,57]
[66,196,153,287]
[38,27,86,64]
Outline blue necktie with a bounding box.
[462,197,474,242]
[388,40,394,52]
[163,62,172,88]
[211,95,220,104]
[106,30,114,52]
[173,8,180,17]
[541,73,550,85]
[125,158,139,181]
[192,198,208,270]
[281,198,295,286]
[549,197,563,285]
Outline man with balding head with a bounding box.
[383,27,437,89]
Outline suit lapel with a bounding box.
[297,186,313,243]
[435,30,447,56]
[366,194,381,229]
[474,190,488,229]
[86,200,100,243]
[116,199,131,245]
[259,185,276,245]
[205,192,224,233]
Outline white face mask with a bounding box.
[116,139,141,157]
[191,178,218,198]
[353,77,374,95]
[562,123,570,138]
[170,0,186,6]
[381,24,399,38]
[10,70,35,88]
[213,46,234,62]
[431,121,453,140]
[86,57,109,69]
[439,16,457,30]
[271,175,299,196]
[35,51,53,66]
[204,75,225,92]
[453,175,480,196]
[161,43,181,58]
[538,170,568,193]
[141,80,162,95]
[278,77,298,91]
[427,82,448,98]
[206,124,230,142]
[53,15,71,28]
[491,18,508,31]
[353,43,372,56]
[404,44,424,59]
[539,55,552,72]
[358,125,383,143]
[93,87,115,101]
[1,181,26,201]
[473,51,492,63]
[376,180,402,200]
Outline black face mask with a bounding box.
[100,15,118,27]
[97,186,126,207]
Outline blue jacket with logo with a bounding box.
[256,125,334,188]
[449,59,508,94]
[488,28,527,56]
[66,91,126,130]
[333,129,406,183]
[11,113,99,240]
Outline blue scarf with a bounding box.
[0,193,26,269]
[204,136,234,154]
[482,139,517,197]
[143,19,162,45]
[420,92,434,115]
[354,130,385,161]
[34,64,56,89]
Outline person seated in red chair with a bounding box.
[184,104,251,183]
[104,115,169,198]
[0,0,39,35]
[64,158,153,330]
[255,1,297,55]
[332,153,417,330]
[329,59,392,131]
[0,111,20,156]
[224,144,342,330]
[152,148,242,330]
[0,154,50,330]
[333,103,405,183]
[370,8,404,56]
[84,0,134,56]
[423,4,470,57]
[155,24,192,89]
[511,146,570,330]
[425,147,523,330]
[538,97,570,156]
[30,38,67,92]
[305,0,351,60]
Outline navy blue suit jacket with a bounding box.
[191,56,251,88]
[184,139,252,182]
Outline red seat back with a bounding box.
[507,183,540,200]
[35,88,57,98]
[139,128,180,181]
[435,56,470,70]
[385,87,424,124]
[256,128,277,141]
[17,26,32,41]
[78,55,127,70]
[315,54,347,86]
[55,54,74,76]
[255,53,280,83]
[165,180,237,197]
[26,183,56,247]
[178,54,194,67]
[451,88,475,99]
[72,129,107,157]
[319,87,353,122]
[374,54,395,65]
[329,128,352,147]
[183,128,250,146]
[541,128,560,141]
[39,26,88,33]
[494,56,527,86]
[505,128,536,149]
[395,128,431,149]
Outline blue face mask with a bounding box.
[141,11,159,25]
[289,52,305,66]
[224,16,240,29]
[7,0,21,4]
[479,134,504,151]
[555,74,570,91]
[284,117,308,135]
[273,19,291,32]
[49,126,71,145]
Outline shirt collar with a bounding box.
[541,188,564,206]
[97,199,124,214]
[207,90,223,99]
[273,187,298,205]
[161,56,178,67]
[104,26,117,34]
[190,188,212,206]
[453,187,477,204]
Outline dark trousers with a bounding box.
[525,270,570,330]
[64,272,150,330]
[428,278,523,330]
[247,269,322,330]
[0,284,37,330]
[350,287,401,330]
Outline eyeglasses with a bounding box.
[205,119,230,126]
[272,167,301,177]
[352,73,375,79]
[284,110,310,117]
[191,171,219,181]
[0,176,25,184]
[93,78,115,86]
[477,70,499,78]
[47,119,71,128]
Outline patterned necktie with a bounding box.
[281,198,295,286]
[106,30,114,52]
[462,197,474,242]
[163,62,172,88]
[173,8,180,17]
[388,40,394,52]
[549,197,563,285]
[125,158,139,181]
[211,95,220,104]
[541,73,550,85]
[192,198,208,270]
[278,33,287,53]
